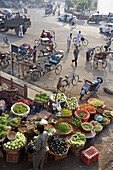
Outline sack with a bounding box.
[27,143,35,154]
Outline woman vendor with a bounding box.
[33,124,48,170]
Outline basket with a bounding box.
[80,104,96,114]
[94,114,110,125]
[11,102,30,117]
[34,99,50,105]
[55,122,73,135]
[60,109,73,118]
[81,122,93,132]
[74,109,90,122]
[103,110,113,118]
[87,98,104,107]
[50,93,67,103]
[7,131,16,140]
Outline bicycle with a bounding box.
[93,52,107,69]
[94,45,105,53]
[73,37,89,46]
[34,38,57,49]
[57,72,79,92]
[2,36,10,48]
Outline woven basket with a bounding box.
[7,131,16,140]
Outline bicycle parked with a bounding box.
[93,52,108,69]
[73,37,89,46]
[57,72,79,92]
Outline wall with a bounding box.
[97,0,113,14]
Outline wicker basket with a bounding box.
[7,131,16,140]
[94,114,110,125]
[87,98,104,108]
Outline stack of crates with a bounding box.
[81,146,100,165]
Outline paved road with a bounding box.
[0,5,113,170]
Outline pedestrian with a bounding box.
[67,33,72,51]
[33,46,37,63]
[104,38,112,51]
[18,24,23,37]
[64,14,67,23]
[86,48,95,61]
[33,124,48,170]
[74,31,82,46]
[58,9,60,16]
[72,45,79,67]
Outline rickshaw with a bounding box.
[93,51,108,69]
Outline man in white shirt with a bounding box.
[67,33,72,51]
[75,31,82,46]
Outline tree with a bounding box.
[65,0,74,9]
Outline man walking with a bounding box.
[67,33,72,51]
[72,45,79,67]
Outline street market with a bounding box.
[0,0,113,170]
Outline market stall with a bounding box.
[0,90,112,165]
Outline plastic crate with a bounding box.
[81,146,100,165]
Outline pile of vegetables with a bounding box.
[13,105,28,114]
[68,132,86,147]
[60,109,72,117]
[48,135,68,155]
[89,99,103,106]
[104,110,112,117]
[52,93,65,102]
[64,97,79,110]
[56,122,71,134]
[0,124,7,139]
[81,123,93,131]
[6,117,20,127]
[98,117,108,124]
[80,104,96,113]
[34,92,50,103]
[4,132,26,150]
[77,112,87,118]
[69,117,82,127]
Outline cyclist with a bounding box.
[74,31,82,47]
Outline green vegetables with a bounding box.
[44,127,51,133]
[104,110,112,117]
[69,117,82,126]
[0,124,6,139]
[77,112,87,118]
[60,109,72,117]
[64,97,79,110]
[48,136,68,155]
[56,122,71,134]
[53,93,65,102]
[4,132,26,150]
[34,92,50,103]
[68,132,86,147]
[13,105,28,114]
[82,123,92,131]
[89,99,103,106]
[93,124,103,131]
[99,117,107,124]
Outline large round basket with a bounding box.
[50,93,67,103]
[55,122,73,135]
[3,139,27,152]
[80,104,96,114]
[74,109,90,122]
[7,131,16,140]
[60,109,73,118]
[94,114,110,125]
[87,98,104,107]
[11,102,30,117]
[103,110,113,118]
[81,122,93,132]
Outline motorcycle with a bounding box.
[79,77,103,100]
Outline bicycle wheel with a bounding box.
[102,60,107,68]
[94,46,101,53]
[58,80,67,92]
[72,74,79,86]
[55,64,62,75]
[1,59,9,68]
[31,70,41,81]
[82,39,89,46]
[34,39,41,47]
[93,60,98,69]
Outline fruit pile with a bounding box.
[4,132,26,150]
[34,92,50,103]
[48,136,68,155]
[64,97,79,110]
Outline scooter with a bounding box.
[79,77,103,100]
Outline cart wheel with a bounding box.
[102,60,107,68]
[31,70,41,81]
[58,80,67,92]
[1,59,9,69]
[72,74,79,86]
[34,39,41,47]
[93,60,98,69]
[55,64,62,75]
[82,39,89,46]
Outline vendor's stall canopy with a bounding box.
[97,0,113,14]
